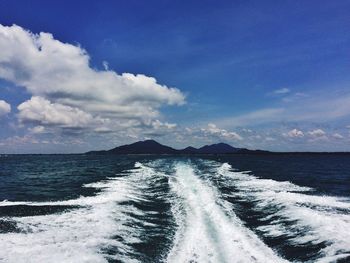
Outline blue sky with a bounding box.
[0,0,350,153]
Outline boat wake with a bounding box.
[0,159,349,262]
[0,162,172,263]
[167,162,286,263]
[216,162,350,262]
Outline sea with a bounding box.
[0,154,349,263]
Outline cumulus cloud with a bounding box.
[0,100,11,116]
[201,123,243,141]
[17,96,102,128]
[0,24,185,133]
[308,129,326,137]
[150,119,177,130]
[284,128,304,138]
[138,119,178,137]
[305,129,328,142]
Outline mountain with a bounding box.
[102,140,178,154]
[197,143,239,154]
[235,148,271,154]
[180,146,200,154]
[86,139,270,155]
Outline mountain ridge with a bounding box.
[86,139,269,155]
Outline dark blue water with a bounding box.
[0,154,349,262]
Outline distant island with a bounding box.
[86,139,269,155]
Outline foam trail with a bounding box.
[167,162,286,263]
[0,162,162,263]
[217,162,350,262]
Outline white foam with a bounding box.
[167,162,287,263]
[3,159,349,262]
[0,162,161,263]
[217,162,350,262]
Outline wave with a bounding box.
[0,162,171,263]
[166,161,286,263]
[217,162,350,262]
[1,159,349,262]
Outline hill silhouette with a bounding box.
[86,139,269,155]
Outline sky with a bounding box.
[0,0,350,153]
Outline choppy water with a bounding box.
[0,154,349,262]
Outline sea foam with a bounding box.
[0,162,165,263]
[217,162,350,262]
[167,162,287,263]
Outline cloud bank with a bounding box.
[0,24,185,133]
[201,123,243,141]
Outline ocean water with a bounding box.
[0,154,349,263]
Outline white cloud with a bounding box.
[102,61,109,70]
[17,96,100,128]
[0,24,185,133]
[242,128,253,133]
[273,88,290,94]
[284,128,304,138]
[0,135,39,146]
[308,129,326,137]
[0,100,11,116]
[214,88,350,129]
[332,133,343,139]
[202,123,243,140]
[138,119,178,137]
[94,127,113,133]
[150,119,177,130]
[28,125,46,134]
